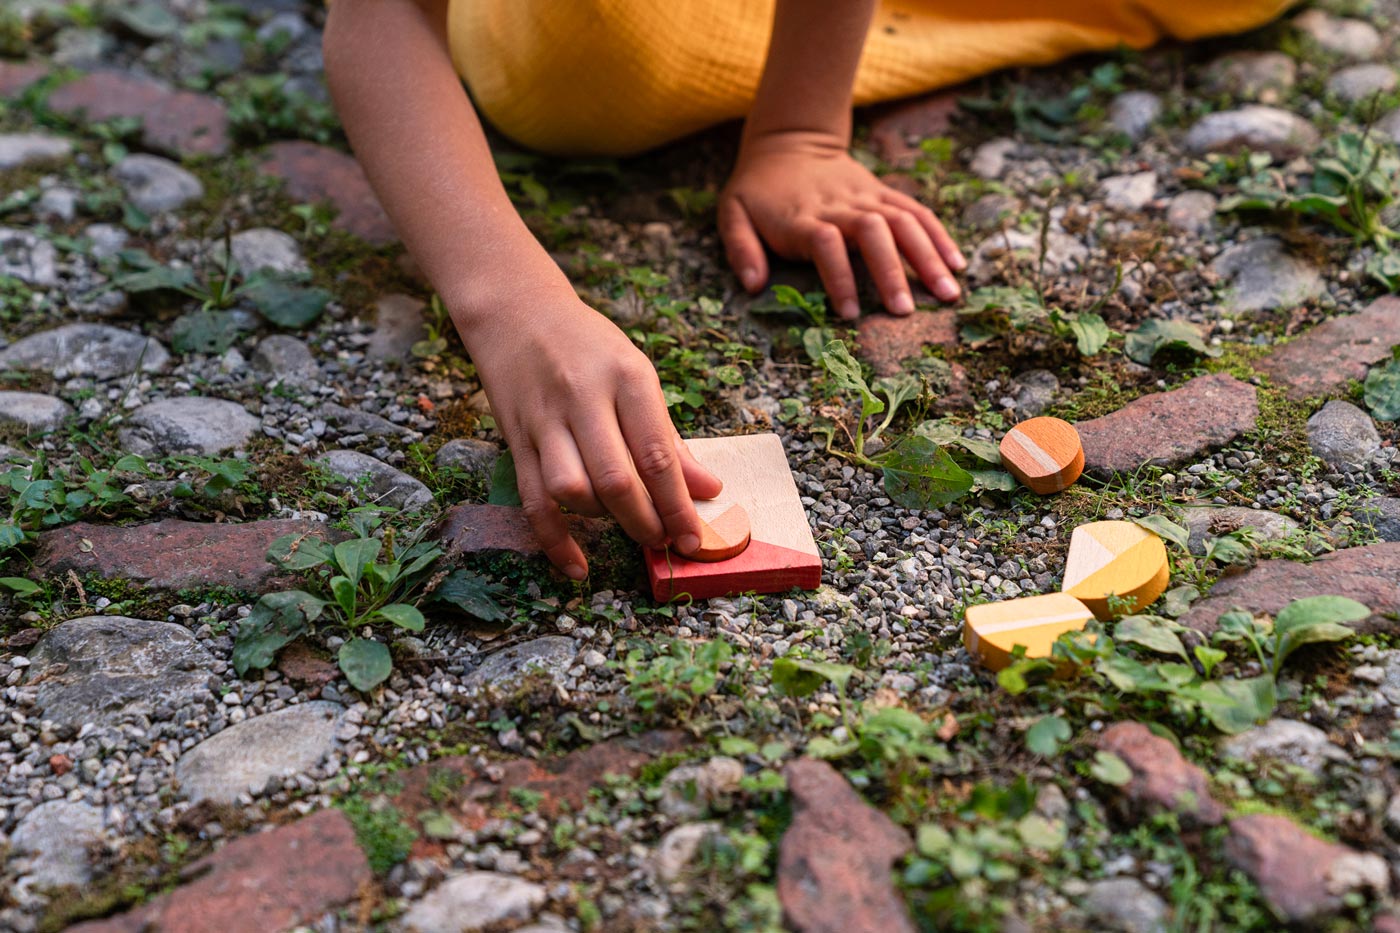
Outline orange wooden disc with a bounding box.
[999,417,1084,495]
[689,501,752,562]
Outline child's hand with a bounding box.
[464,289,723,579]
[718,130,965,319]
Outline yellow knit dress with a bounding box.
[448,0,1296,157]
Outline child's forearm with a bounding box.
[743,0,878,146]
[323,0,572,333]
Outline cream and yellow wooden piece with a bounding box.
[963,592,1096,671]
[1061,520,1169,620]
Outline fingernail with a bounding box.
[950,251,967,271]
[839,298,861,320]
[741,268,761,291]
[677,534,700,555]
[892,292,915,314]
[564,563,587,581]
[936,277,960,301]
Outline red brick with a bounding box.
[1225,814,1389,923]
[0,62,47,100]
[259,141,396,244]
[34,518,337,593]
[866,89,963,169]
[1255,297,1400,400]
[434,503,610,561]
[48,71,229,157]
[1076,373,1258,474]
[856,309,958,377]
[1182,542,1400,636]
[70,809,370,933]
[1097,722,1224,825]
[778,758,915,933]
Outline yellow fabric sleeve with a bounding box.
[448,0,1296,156]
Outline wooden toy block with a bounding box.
[999,417,1084,495]
[964,592,1096,672]
[646,433,822,601]
[1062,520,1169,620]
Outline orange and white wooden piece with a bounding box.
[1062,520,1169,620]
[689,500,752,562]
[999,417,1084,494]
[646,434,822,601]
[963,592,1096,671]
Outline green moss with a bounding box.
[339,797,419,875]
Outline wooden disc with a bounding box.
[999,417,1084,495]
[688,500,752,562]
[964,592,1096,672]
[1062,520,1170,620]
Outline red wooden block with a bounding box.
[646,434,822,601]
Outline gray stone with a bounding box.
[10,800,106,890]
[84,223,129,260]
[1082,878,1169,933]
[1100,171,1157,212]
[1009,369,1058,418]
[26,616,216,726]
[1379,108,1400,146]
[1179,506,1301,556]
[1327,64,1397,103]
[112,153,204,213]
[0,227,58,286]
[435,438,500,476]
[37,186,78,222]
[969,138,1016,180]
[227,228,308,276]
[962,193,1020,231]
[256,11,311,44]
[1184,106,1320,160]
[51,26,114,67]
[968,228,1086,282]
[318,402,413,438]
[461,636,577,691]
[0,324,169,379]
[251,334,319,382]
[0,132,73,170]
[652,822,722,886]
[659,756,745,821]
[1204,52,1297,102]
[316,449,433,510]
[1166,190,1218,234]
[0,391,71,435]
[1210,238,1323,312]
[175,701,344,803]
[1356,498,1400,542]
[119,396,260,457]
[1222,719,1350,772]
[1307,400,1381,472]
[399,871,547,932]
[1294,9,1382,60]
[1108,91,1161,141]
[367,294,427,362]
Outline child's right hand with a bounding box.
[462,288,723,579]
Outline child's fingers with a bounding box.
[718,197,768,293]
[845,213,914,315]
[512,444,589,580]
[674,432,723,501]
[572,413,668,549]
[615,391,707,557]
[882,208,959,303]
[803,220,860,320]
[882,190,966,272]
[536,429,607,517]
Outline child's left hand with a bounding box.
[718,129,965,320]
